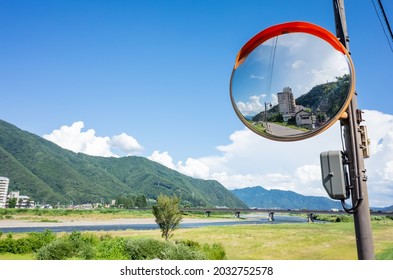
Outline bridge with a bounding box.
[181,208,393,223]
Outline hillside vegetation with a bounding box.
[0,120,246,208]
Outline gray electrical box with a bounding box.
[320,150,347,200]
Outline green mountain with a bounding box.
[231,186,341,210]
[0,119,247,208]
[295,74,350,119]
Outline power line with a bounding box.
[371,0,393,52]
[378,0,393,41]
[267,36,278,96]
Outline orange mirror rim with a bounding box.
[230,21,355,142]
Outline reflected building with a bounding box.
[277,87,296,115]
[0,177,9,208]
[295,109,315,129]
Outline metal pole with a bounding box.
[333,0,375,259]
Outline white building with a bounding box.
[0,177,10,208]
[7,191,34,208]
[277,87,296,115]
[295,109,315,129]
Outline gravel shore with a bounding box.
[0,217,235,228]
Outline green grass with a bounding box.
[0,208,155,221]
[107,220,393,260]
[376,246,393,260]
[170,223,358,259]
[0,253,34,260]
[34,219,60,223]
[1,219,392,260]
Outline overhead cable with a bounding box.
[371,0,393,52]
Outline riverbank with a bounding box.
[0,217,234,228]
[0,213,309,233]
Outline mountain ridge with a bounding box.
[231,186,342,210]
[0,119,246,208]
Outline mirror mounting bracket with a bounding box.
[339,111,349,120]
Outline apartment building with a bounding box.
[0,177,9,208]
[277,87,296,115]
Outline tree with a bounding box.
[152,194,183,241]
[8,197,17,208]
[135,195,147,208]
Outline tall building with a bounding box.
[0,177,9,208]
[277,87,296,115]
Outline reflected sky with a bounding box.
[231,33,351,117]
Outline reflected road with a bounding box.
[266,122,304,136]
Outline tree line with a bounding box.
[114,194,147,209]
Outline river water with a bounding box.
[0,214,307,233]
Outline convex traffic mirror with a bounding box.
[230,22,355,141]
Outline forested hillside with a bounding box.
[0,120,246,208]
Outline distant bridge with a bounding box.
[180,208,393,222]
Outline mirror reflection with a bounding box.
[230,32,352,140]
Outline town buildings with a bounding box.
[0,176,9,208]
[276,87,315,129]
[7,191,35,208]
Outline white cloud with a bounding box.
[236,94,267,116]
[381,161,393,181]
[148,109,393,207]
[177,158,210,179]
[291,60,305,69]
[148,151,175,169]
[361,110,393,205]
[149,123,341,193]
[43,121,143,157]
[249,74,264,80]
[295,165,321,184]
[44,110,393,207]
[110,133,143,156]
[148,151,210,179]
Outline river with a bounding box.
[0,214,308,233]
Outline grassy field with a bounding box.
[95,220,393,260]
[1,210,393,260]
[0,208,155,222]
[105,222,377,260]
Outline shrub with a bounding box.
[36,239,73,260]
[160,243,207,260]
[201,243,226,260]
[177,239,201,249]
[0,238,16,254]
[0,230,56,254]
[124,238,168,260]
[26,230,56,252]
[176,239,226,260]
[95,238,128,260]
[35,232,97,260]
[13,238,32,254]
[103,237,213,260]
[334,215,352,223]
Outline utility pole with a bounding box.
[333,0,375,259]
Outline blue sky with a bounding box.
[1,0,393,206]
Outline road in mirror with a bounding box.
[230,32,352,140]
